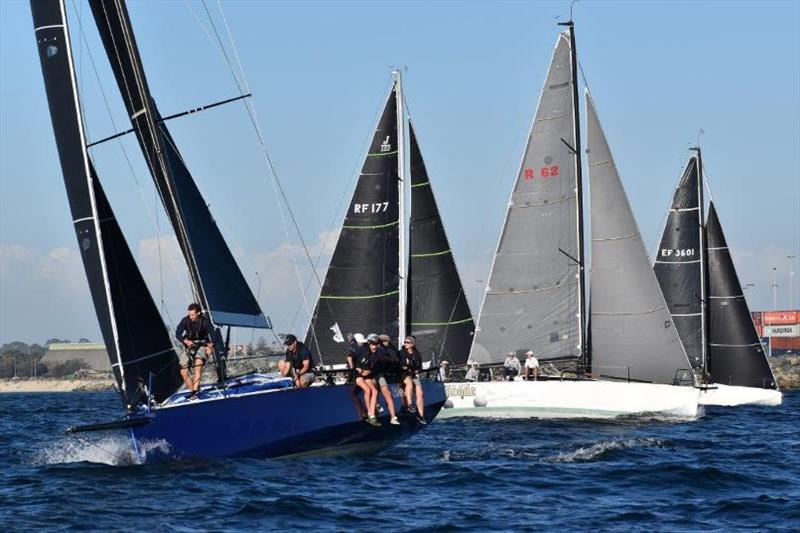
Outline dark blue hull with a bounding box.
[130,378,445,460]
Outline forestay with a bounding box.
[653,157,704,369]
[89,0,267,329]
[586,93,693,384]
[470,32,581,364]
[32,0,181,406]
[706,203,777,389]
[407,121,473,365]
[306,87,401,363]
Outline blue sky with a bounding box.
[1,0,798,344]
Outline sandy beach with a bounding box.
[0,378,115,393]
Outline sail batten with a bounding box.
[586,92,693,385]
[470,32,580,364]
[89,0,267,329]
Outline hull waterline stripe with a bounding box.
[411,249,451,258]
[342,220,399,230]
[320,289,399,300]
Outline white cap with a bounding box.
[353,333,366,344]
[526,350,534,356]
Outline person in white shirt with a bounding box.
[465,362,478,382]
[503,351,521,381]
[524,350,539,381]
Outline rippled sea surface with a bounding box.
[1,391,798,531]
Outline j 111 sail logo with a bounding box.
[380,135,392,152]
[661,248,696,258]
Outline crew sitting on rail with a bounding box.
[175,302,214,401]
[355,334,381,426]
[376,334,400,425]
[503,351,521,381]
[278,334,314,388]
[345,333,366,383]
[465,362,478,382]
[523,350,539,381]
[399,335,426,424]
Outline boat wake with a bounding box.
[548,437,665,463]
[31,436,171,466]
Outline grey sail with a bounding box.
[586,93,693,384]
[470,32,581,364]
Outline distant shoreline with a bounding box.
[0,378,115,393]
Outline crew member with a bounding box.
[503,351,521,381]
[465,362,478,382]
[279,334,314,388]
[355,334,381,426]
[175,302,214,400]
[523,350,539,381]
[376,334,400,425]
[399,335,426,424]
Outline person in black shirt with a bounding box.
[355,334,382,426]
[175,303,214,400]
[399,335,426,424]
[278,334,314,388]
[376,334,400,425]
[345,333,366,384]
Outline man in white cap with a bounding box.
[503,351,521,381]
[465,362,478,382]
[524,350,539,381]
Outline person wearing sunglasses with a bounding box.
[399,335,426,424]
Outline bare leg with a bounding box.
[403,376,413,408]
[180,364,193,391]
[415,383,425,417]
[367,380,378,416]
[380,384,397,418]
[192,359,204,392]
[356,378,371,417]
[534,367,538,381]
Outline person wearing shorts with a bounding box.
[399,335,426,424]
[355,335,381,426]
[279,334,315,388]
[175,303,214,400]
[375,334,400,425]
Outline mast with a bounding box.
[559,20,588,365]
[395,69,407,345]
[691,146,708,374]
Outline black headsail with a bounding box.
[31,0,181,406]
[653,157,705,370]
[706,203,777,388]
[306,86,401,363]
[406,121,473,365]
[88,0,267,329]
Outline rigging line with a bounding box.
[70,0,192,307]
[207,1,323,358]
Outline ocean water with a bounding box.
[1,391,798,531]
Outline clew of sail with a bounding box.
[406,121,473,365]
[706,203,777,389]
[88,0,267,329]
[653,157,704,369]
[31,0,181,406]
[305,86,400,363]
[586,92,693,385]
[470,32,580,364]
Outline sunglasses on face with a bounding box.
[403,341,413,344]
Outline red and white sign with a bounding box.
[764,325,800,337]
[763,310,799,326]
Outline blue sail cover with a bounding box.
[89,0,267,328]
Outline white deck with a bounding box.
[439,379,700,419]
[698,383,782,407]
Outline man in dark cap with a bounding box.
[278,334,314,388]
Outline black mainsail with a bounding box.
[406,122,473,365]
[470,31,582,364]
[586,92,692,384]
[653,157,705,370]
[32,0,181,405]
[706,203,777,388]
[306,86,401,362]
[88,0,267,329]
